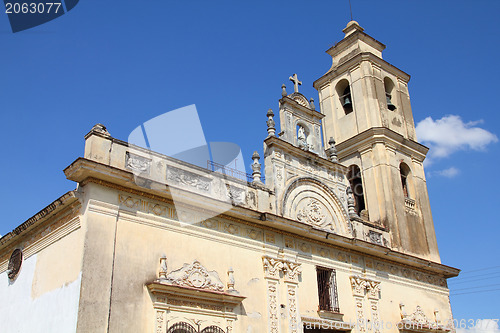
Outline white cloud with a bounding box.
[428,167,460,178]
[457,319,500,333]
[416,115,498,161]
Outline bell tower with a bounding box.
[314,21,440,262]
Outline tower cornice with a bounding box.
[336,127,429,162]
[313,52,411,90]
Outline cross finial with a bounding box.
[289,73,302,93]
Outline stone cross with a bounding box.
[289,73,302,93]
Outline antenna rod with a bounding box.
[349,0,353,21]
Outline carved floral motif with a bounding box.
[164,260,224,292]
[296,199,328,229]
[226,185,246,205]
[404,305,433,325]
[167,166,211,192]
[118,194,176,219]
[268,281,279,333]
[262,256,284,279]
[350,275,367,297]
[288,285,299,333]
[283,261,302,283]
[155,311,165,333]
[126,152,151,174]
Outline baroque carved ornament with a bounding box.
[167,166,211,192]
[297,199,326,226]
[162,259,224,292]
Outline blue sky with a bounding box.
[0,0,499,324]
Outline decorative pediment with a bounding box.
[398,304,451,332]
[148,258,246,333]
[162,260,224,292]
[289,92,310,108]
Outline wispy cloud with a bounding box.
[416,115,498,163]
[457,319,500,333]
[428,167,460,178]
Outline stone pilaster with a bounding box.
[263,256,302,333]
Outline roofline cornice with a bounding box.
[0,191,79,249]
[326,30,386,58]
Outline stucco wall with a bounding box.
[79,183,453,333]
[0,227,83,333]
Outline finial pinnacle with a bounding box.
[281,84,287,97]
[266,109,276,138]
[309,98,316,111]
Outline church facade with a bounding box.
[0,21,459,333]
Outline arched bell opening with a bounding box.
[384,77,397,111]
[336,79,353,115]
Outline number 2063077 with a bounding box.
[5,3,62,14]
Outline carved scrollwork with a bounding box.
[167,166,211,192]
[297,199,327,228]
[126,152,151,174]
[262,256,284,279]
[350,275,367,297]
[164,260,224,292]
[283,261,302,283]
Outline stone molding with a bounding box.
[350,275,382,332]
[398,304,452,332]
[262,256,302,283]
[262,256,302,333]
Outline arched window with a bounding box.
[384,77,396,111]
[336,79,353,115]
[347,165,365,214]
[201,326,226,333]
[399,163,411,198]
[167,322,197,333]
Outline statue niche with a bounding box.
[297,124,309,151]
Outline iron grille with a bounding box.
[316,267,340,313]
[207,160,264,183]
[167,322,197,333]
[201,326,226,333]
[8,249,23,280]
[167,322,226,333]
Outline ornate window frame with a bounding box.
[148,259,245,333]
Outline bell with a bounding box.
[386,94,396,111]
[342,95,352,108]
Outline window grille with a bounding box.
[316,267,340,313]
